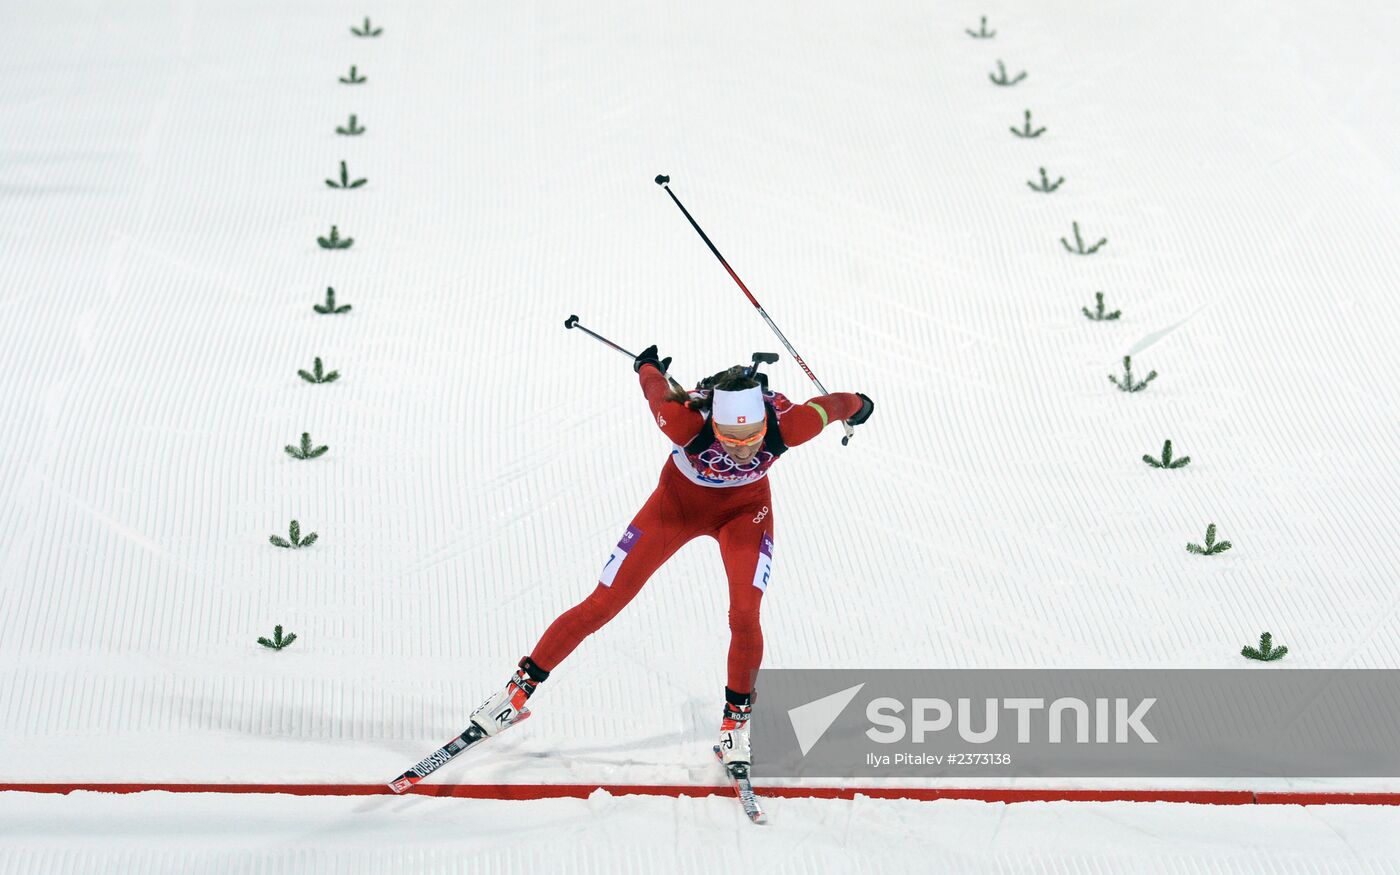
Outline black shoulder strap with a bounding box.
[684,418,715,455]
[763,402,787,457]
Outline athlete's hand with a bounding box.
[633,344,672,375]
[847,392,874,426]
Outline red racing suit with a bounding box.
[529,364,862,693]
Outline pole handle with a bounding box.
[563,314,685,393]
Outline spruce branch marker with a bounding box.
[350,16,383,37]
[965,16,995,38]
[336,115,365,136]
[989,60,1027,86]
[1242,632,1287,662]
[1028,166,1064,192]
[258,624,298,651]
[1186,523,1231,556]
[285,432,329,460]
[1082,291,1120,321]
[339,65,367,85]
[269,519,318,549]
[1011,110,1046,139]
[1061,221,1108,255]
[1109,355,1157,392]
[325,161,368,189]
[317,225,354,249]
[1143,439,1190,469]
[298,357,340,384]
[313,287,351,314]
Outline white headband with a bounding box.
[711,386,765,427]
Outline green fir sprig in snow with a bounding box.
[325,160,367,190]
[989,60,1027,86]
[1143,439,1189,469]
[258,624,298,651]
[965,16,995,38]
[1186,523,1231,556]
[298,357,340,384]
[285,432,328,460]
[1011,110,1046,139]
[313,287,351,314]
[317,225,354,249]
[1242,632,1287,662]
[1109,356,1156,392]
[351,17,383,37]
[270,519,318,549]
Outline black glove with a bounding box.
[633,344,672,375]
[847,392,874,426]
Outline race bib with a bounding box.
[599,525,643,587]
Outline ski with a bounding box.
[713,744,767,824]
[387,713,530,794]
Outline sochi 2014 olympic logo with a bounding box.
[698,447,769,475]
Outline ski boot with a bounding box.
[469,656,549,736]
[718,688,753,766]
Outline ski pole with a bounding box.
[564,314,685,393]
[653,174,857,446]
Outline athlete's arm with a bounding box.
[639,364,705,444]
[777,393,864,447]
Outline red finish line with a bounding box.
[2,783,1398,805]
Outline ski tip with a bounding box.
[387,775,414,795]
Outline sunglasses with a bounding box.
[715,426,767,448]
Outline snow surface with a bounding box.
[3,0,1400,868]
[3,791,1400,874]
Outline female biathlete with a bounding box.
[466,344,873,766]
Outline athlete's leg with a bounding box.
[530,479,693,672]
[715,495,775,696]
